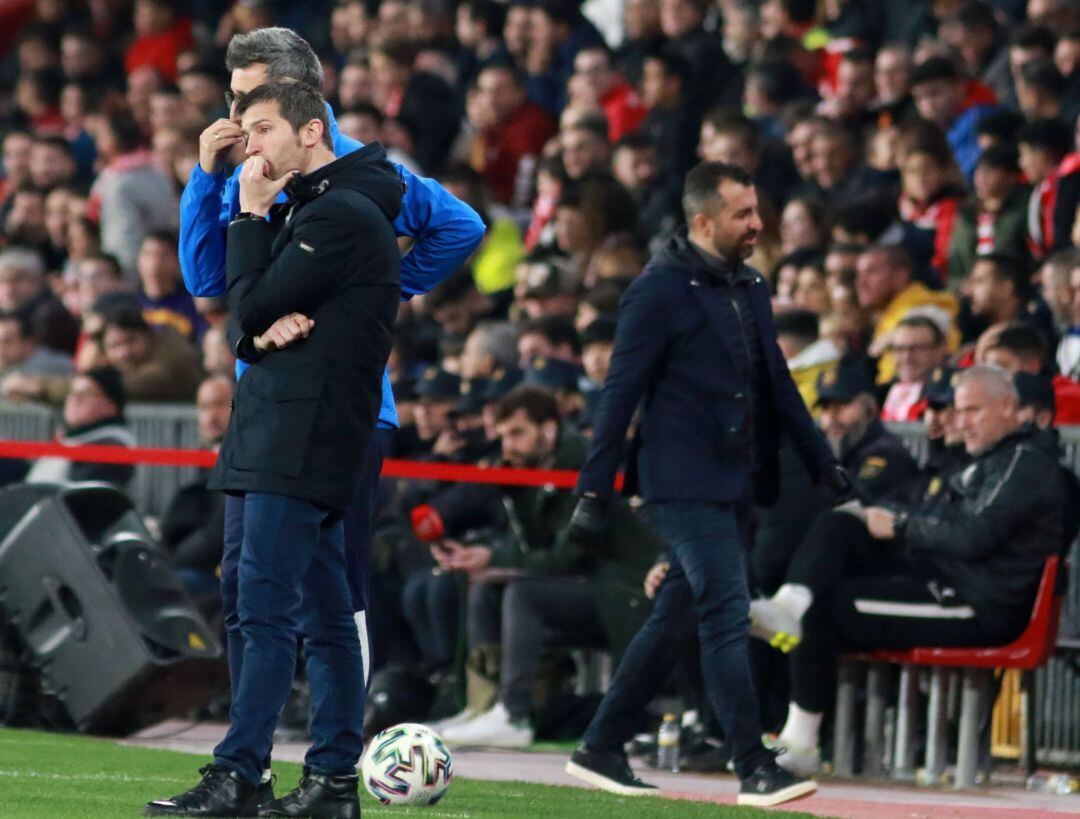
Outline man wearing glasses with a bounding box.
[880,315,948,421]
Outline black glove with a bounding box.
[567,494,611,548]
[821,462,854,499]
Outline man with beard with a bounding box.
[433,385,659,748]
[815,360,921,504]
[563,162,850,808]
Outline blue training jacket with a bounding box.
[178,103,485,428]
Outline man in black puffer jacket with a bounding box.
[148,83,401,819]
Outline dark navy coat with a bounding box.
[577,235,836,505]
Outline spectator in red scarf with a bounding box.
[898,137,965,285]
[568,45,646,143]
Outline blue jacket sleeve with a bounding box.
[325,104,484,297]
[178,164,233,298]
[393,166,486,298]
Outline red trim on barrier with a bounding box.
[0,439,624,491]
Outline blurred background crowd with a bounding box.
[1,0,1080,753]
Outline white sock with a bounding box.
[773,583,813,621]
[260,769,273,784]
[778,703,823,752]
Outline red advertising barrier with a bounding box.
[0,440,622,491]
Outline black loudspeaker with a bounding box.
[0,482,225,734]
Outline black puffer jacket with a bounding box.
[209,143,402,511]
[901,428,1064,640]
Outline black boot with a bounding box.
[145,764,261,816]
[259,768,360,819]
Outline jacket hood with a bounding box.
[287,141,404,223]
[652,232,758,285]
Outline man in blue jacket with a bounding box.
[563,162,849,808]
[178,27,483,799]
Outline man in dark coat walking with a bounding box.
[147,83,401,819]
[564,162,848,808]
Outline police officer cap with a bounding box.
[416,367,462,400]
[524,356,584,392]
[1014,372,1056,412]
[483,367,524,402]
[922,366,960,408]
[452,377,491,416]
[816,360,876,405]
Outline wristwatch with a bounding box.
[231,211,265,224]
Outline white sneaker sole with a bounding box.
[737,779,817,807]
[564,761,659,797]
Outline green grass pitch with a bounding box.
[0,727,813,817]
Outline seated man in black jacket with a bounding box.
[750,365,1064,776]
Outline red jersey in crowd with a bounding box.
[473,100,555,206]
[125,17,194,83]
[600,81,646,143]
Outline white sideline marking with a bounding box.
[0,768,190,784]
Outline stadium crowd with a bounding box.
[1,0,1079,780]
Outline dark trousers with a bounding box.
[218,427,393,770]
[468,577,607,721]
[582,501,771,780]
[787,510,998,712]
[214,493,364,784]
[402,568,461,670]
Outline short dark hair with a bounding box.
[1009,23,1056,53]
[235,82,332,149]
[1020,57,1066,98]
[747,58,804,104]
[774,309,819,345]
[142,229,180,251]
[519,315,580,355]
[975,252,1033,298]
[896,314,945,346]
[910,57,960,87]
[702,108,760,154]
[682,161,753,221]
[460,0,506,34]
[990,322,1047,362]
[613,131,655,154]
[493,384,560,425]
[1017,117,1073,158]
[345,101,385,125]
[644,49,691,88]
[976,110,1024,143]
[977,143,1020,173]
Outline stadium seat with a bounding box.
[833,557,1062,788]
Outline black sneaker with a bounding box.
[259,768,360,818]
[565,746,659,797]
[737,758,817,808]
[145,764,261,816]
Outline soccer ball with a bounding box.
[360,723,453,806]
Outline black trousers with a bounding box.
[468,577,607,721]
[787,510,998,713]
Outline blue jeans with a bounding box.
[582,501,771,779]
[218,428,392,764]
[214,493,364,784]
